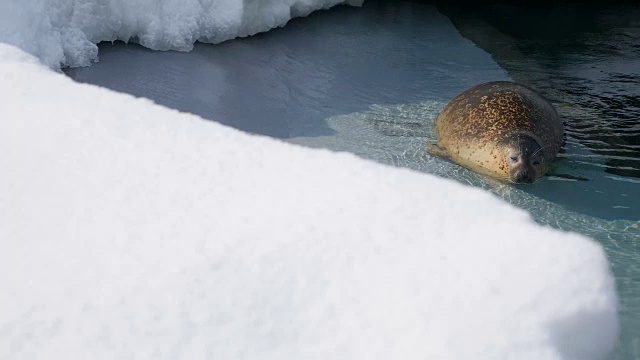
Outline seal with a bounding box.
[428,81,564,184]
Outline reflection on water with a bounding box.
[65,1,504,139]
[65,1,638,358]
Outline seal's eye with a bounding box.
[532,160,540,166]
[510,156,518,162]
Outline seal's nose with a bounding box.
[515,170,532,183]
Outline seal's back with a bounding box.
[432,81,564,179]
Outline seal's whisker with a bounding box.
[532,144,552,157]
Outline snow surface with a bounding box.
[0,0,621,357]
[0,0,362,69]
[0,43,619,359]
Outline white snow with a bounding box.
[0,0,621,357]
[0,0,363,69]
[0,42,619,359]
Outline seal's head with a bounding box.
[501,133,546,184]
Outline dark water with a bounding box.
[65,1,639,358]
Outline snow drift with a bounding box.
[0,43,619,359]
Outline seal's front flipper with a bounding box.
[427,143,449,159]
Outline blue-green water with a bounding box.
[65,1,639,357]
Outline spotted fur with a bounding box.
[430,81,564,181]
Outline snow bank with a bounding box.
[0,0,362,69]
[0,44,619,359]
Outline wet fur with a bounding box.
[430,81,564,182]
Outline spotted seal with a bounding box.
[428,81,564,183]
